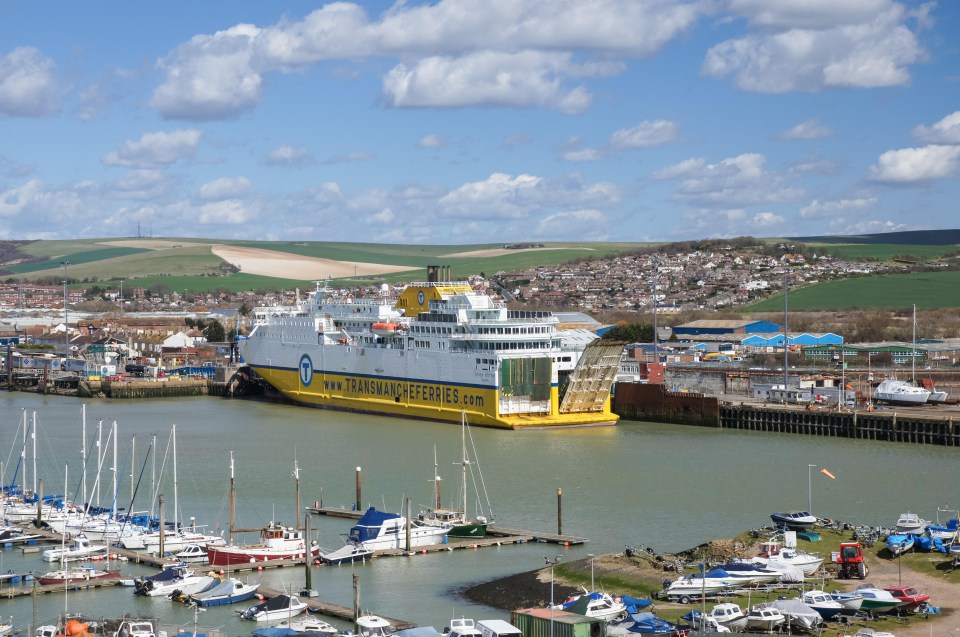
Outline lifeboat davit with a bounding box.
[372,322,401,336]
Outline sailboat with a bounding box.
[418,410,493,537]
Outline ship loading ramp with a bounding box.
[558,340,624,415]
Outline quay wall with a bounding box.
[613,380,960,447]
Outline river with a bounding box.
[1,393,957,633]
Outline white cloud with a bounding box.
[800,197,877,219]
[150,1,702,119]
[108,170,170,200]
[869,145,960,183]
[265,145,313,166]
[150,24,263,120]
[366,208,395,224]
[197,199,256,224]
[320,152,373,165]
[781,119,832,140]
[728,0,895,30]
[562,149,602,162]
[609,120,679,149]
[383,51,593,114]
[752,211,785,226]
[703,3,925,92]
[200,177,251,200]
[438,172,620,221]
[102,129,202,168]
[652,153,803,208]
[0,47,61,117]
[418,134,446,150]
[534,209,608,238]
[913,111,960,144]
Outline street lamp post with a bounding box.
[545,555,562,637]
[60,260,71,347]
[587,553,595,591]
[807,464,817,516]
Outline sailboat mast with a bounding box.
[81,405,87,506]
[460,411,468,517]
[31,411,37,497]
[912,303,916,384]
[112,421,118,520]
[434,446,441,509]
[293,455,301,529]
[96,420,103,507]
[229,451,235,544]
[172,424,178,534]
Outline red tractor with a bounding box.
[835,542,869,579]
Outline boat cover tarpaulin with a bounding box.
[247,594,294,615]
[145,565,186,583]
[621,596,653,613]
[351,507,400,542]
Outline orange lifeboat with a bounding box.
[372,322,401,336]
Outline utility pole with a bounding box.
[60,260,71,348]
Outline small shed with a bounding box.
[511,608,606,637]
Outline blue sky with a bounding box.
[0,0,958,244]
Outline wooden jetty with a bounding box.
[258,585,414,629]
[307,506,589,545]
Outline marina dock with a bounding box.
[307,506,589,545]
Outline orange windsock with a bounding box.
[821,468,836,480]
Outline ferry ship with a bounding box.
[241,273,621,429]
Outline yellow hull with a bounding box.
[251,366,618,430]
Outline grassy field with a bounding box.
[745,270,960,311]
[808,243,960,262]
[21,245,224,281]
[3,246,150,274]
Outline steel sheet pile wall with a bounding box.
[613,382,720,426]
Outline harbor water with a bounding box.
[1,393,958,632]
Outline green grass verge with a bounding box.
[744,270,960,311]
[3,246,151,274]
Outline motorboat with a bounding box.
[112,620,155,637]
[848,629,896,637]
[443,618,482,637]
[854,585,904,613]
[894,512,928,534]
[800,590,844,620]
[927,389,949,403]
[41,533,107,563]
[173,543,209,564]
[707,603,747,631]
[873,379,930,405]
[883,585,929,612]
[745,606,785,632]
[755,548,823,576]
[132,562,217,597]
[207,522,319,566]
[925,517,958,541]
[273,617,337,634]
[885,533,914,556]
[347,507,452,551]
[240,594,308,622]
[319,542,375,565]
[608,612,690,637]
[679,611,729,634]
[770,511,816,529]
[188,576,259,607]
[664,574,734,602]
[716,561,781,586]
[355,615,396,637]
[759,599,822,633]
[554,588,627,621]
[829,591,865,615]
[36,564,120,585]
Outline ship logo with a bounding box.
[417,291,425,305]
[299,354,314,387]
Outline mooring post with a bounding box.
[557,487,563,536]
[353,573,361,627]
[405,497,412,552]
[304,512,312,591]
[355,466,362,512]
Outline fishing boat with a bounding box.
[799,590,844,620]
[883,585,929,612]
[829,591,865,616]
[753,547,823,576]
[553,588,628,621]
[444,618,483,637]
[241,277,622,429]
[319,542,375,565]
[173,543,209,564]
[758,599,822,633]
[36,564,121,585]
[348,506,451,551]
[707,603,747,631]
[744,606,785,632]
[894,512,928,534]
[663,573,734,602]
[41,533,107,562]
[770,511,816,529]
[885,533,914,556]
[207,522,319,566]
[854,585,904,613]
[240,594,308,622]
[419,411,493,537]
[188,577,259,607]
